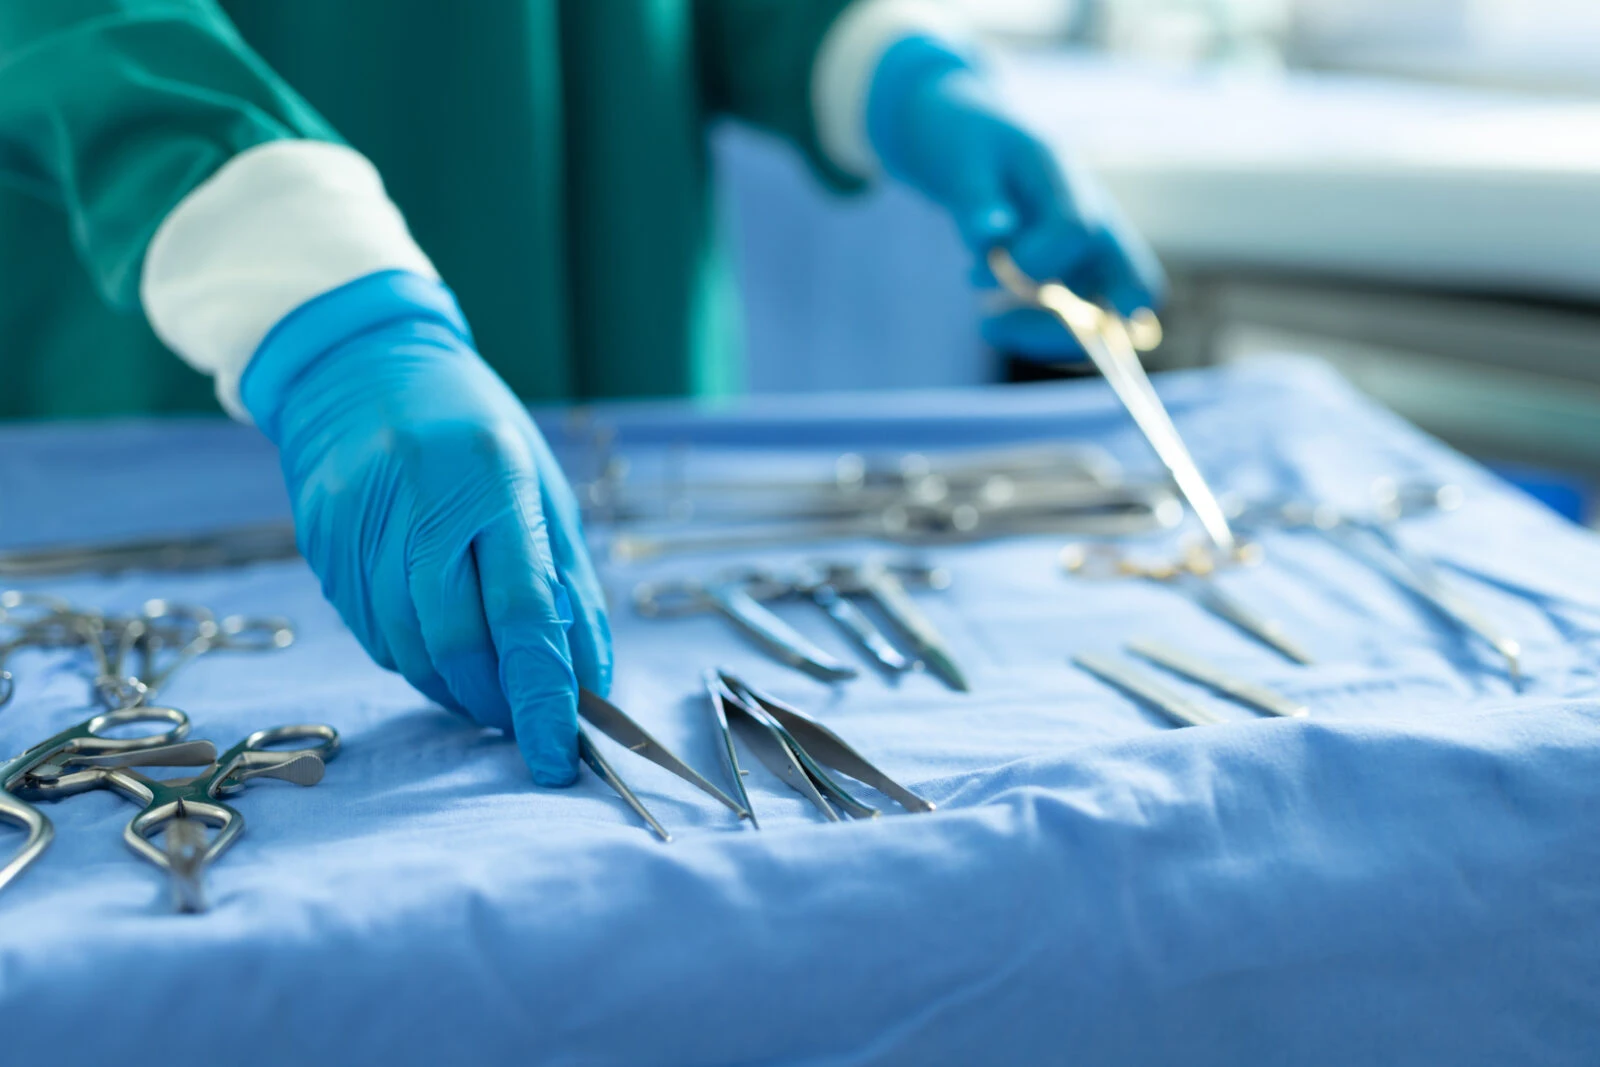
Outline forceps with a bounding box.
[706,671,934,824]
[634,575,858,682]
[1061,542,1314,665]
[1234,485,1520,686]
[1074,654,1222,728]
[0,706,215,894]
[576,687,750,841]
[989,248,1237,558]
[16,724,337,911]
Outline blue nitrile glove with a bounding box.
[241,271,611,786]
[867,37,1167,359]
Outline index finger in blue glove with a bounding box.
[475,499,581,787]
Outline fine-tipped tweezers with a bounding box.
[576,687,751,841]
[704,670,935,826]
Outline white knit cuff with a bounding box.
[140,140,439,421]
[812,0,974,179]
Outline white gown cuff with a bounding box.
[140,140,439,421]
[812,0,974,179]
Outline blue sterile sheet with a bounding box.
[1,358,1597,1065]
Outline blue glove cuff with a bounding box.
[865,36,977,181]
[241,270,473,441]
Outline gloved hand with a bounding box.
[240,270,611,786]
[866,37,1166,360]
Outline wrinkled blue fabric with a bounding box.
[240,270,611,787]
[869,37,1167,360]
[0,358,1597,1065]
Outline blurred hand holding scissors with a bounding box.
[989,248,1236,558]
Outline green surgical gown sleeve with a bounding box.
[693,0,864,191]
[0,1,334,308]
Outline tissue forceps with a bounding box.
[1127,640,1309,718]
[709,671,934,824]
[0,705,214,894]
[576,687,751,841]
[633,577,857,683]
[1074,654,1222,728]
[989,248,1236,557]
[721,673,934,815]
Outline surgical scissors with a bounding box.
[15,723,336,910]
[0,705,215,893]
[989,247,1237,558]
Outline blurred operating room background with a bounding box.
[721,0,1600,522]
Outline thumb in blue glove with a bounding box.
[866,37,1168,360]
[242,270,612,786]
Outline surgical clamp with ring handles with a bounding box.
[0,705,216,894]
[988,247,1238,559]
[14,723,337,911]
[0,593,297,712]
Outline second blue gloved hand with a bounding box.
[241,271,611,786]
[867,37,1167,360]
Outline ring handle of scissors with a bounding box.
[209,724,338,795]
[140,600,220,646]
[986,247,1163,352]
[0,590,76,627]
[77,706,191,755]
[216,615,296,652]
[632,579,710,618]
[239,723,340,763]
[125,798,241,872]
[0,792,53,894]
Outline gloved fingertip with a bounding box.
[529,753,580,789]
[515,697,581,788]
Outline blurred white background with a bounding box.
[953,0,1600,93]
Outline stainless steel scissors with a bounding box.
[989,247,1237,558]
[0,705,215,894]
[15,723,336,910]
